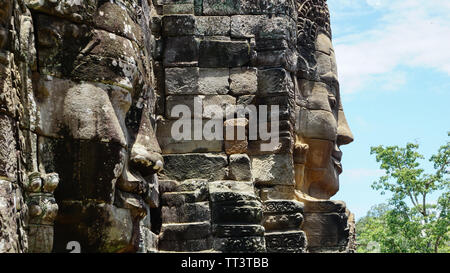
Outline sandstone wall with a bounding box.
[0,0,356,253]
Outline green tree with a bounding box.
[359,133,449,253]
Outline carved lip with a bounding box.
[332,157,343,174]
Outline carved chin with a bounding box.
[306,161,339,200]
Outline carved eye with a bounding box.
[328,95,337,109]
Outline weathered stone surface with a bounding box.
[211,202,263,224]
[160,222,211,241]
[251,154,295,186]
[164,36,199,66]
[199,68,230,95]
[263,200,304,214]
[195,16,231,36]
[1,0,356,254]
[0,115,17,181]
[231,15,264,38]
[263,213,303,231]
[165,94,236,119]
[138,227,158,253]
[265,231,307,253]
[254,47,298,72]
[163,4,195,15]
[161,191,208,206]
[162,15,196,36]
[159,237,212,252]
[213,236,265,253]
[157,119,223,153]
[203,95,236,119]
[159,179,208,193]
[54,202,134,253]
[0,179,24,253]
[230,67,258,95]
[163,154,228,181]
[228,154,252,181]
[162,202,211,223]
[94,2,143,44]
[26,0,98,23]
[202,0,242,16]
[258,68,294,96]
[213,224,265,238]
[165,67,199,95]
[209,181,256,201]
[259,185,296,201]
[199,40,250,68]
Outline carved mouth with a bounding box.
[332,157,343,174]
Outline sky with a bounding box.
[327,0,450,219]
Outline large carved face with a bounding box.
[295,32,354,200]
[31,1,162,252]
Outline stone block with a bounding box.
[162,202,211,223]
[162,15,196,36]
[0,115,17,181]
[203,95,236,119]
[265,231,306,253]
[301,200,347,213]
[161,191,208,206]
[165,67,199,95]
[258,185,296,201]
[211,202,263,225]
[203,0,242,15]
[230,67,258,95]
[263,213,303,231]
[163,4,195,15]
[157,119,224,154]
[230,15,264,38]
[164,36,199,67]
[165,95,235,119]
[213,236,266,253]
[162,154,228,181]
[228,154,252,181]
[257,68,294,96]
[263,200,304,214]
[251,154,295,186]
[213,224,265,238]
[157,0,194,4]
[199,40,250,68]
[198,68,230,95]
[256,39,289,51]
[254,48,297,72]
[159,222,211,241]
[195,16,231,36]
[159,238,212,252]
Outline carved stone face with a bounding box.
[30,1,163,252]
[295,32,354,200]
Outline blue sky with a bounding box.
[327,0,450,219]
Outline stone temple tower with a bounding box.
[0,0,355,253]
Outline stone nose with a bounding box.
[337,107,354,146]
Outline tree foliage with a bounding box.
[357,133,449,253]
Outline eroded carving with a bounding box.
[0,0,356,253]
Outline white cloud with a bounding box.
[331,0,450,94]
